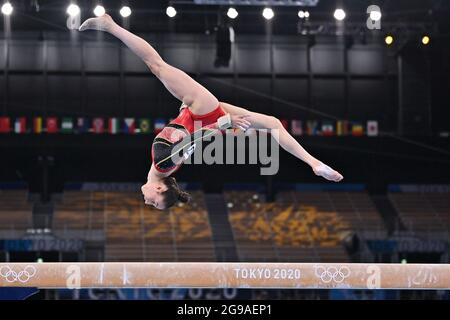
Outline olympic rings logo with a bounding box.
[0,265,37,283]
[314,266,351,284]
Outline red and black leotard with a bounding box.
[152,105,226,173]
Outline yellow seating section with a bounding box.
[53,190,215,262]
[226,190,384,262]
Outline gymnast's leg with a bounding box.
[220,102,343,182]
[79,14,218,115]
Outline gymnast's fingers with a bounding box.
[237,121,250,130]
[236,116,251,125]
[241,119,252,127]
[237,117,251,126]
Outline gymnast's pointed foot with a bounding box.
[313,162,344,182]
[79,14,114,32]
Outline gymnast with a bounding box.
[79,14,343,210]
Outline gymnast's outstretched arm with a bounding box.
[219,102,344,182]
[79,14,218,116]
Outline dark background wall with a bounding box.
[1,32,398,128]
[0,13,449,194]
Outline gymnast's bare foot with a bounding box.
[79,14,114,32]
[312,162,344,182]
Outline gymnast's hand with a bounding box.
[230,114,251,132]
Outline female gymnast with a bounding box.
[79,14,344,210]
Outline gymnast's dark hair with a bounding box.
[161,177,191,209]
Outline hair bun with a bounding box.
[178,191,191,203]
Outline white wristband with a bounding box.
[217,113,232,130]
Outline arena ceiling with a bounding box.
[0,0,449,36]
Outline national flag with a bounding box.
[0,117,11,133]
[14,117,27,134]
[46,117,58,134]
[306,120,319,136]
[351,122,364,137]
[321,121,335,137]
[367,120,379,137]
[154,118,166,134]
[138,119,151,134]
[108,118,120,134]
[75,117,89,134]
[336,120,349,136]
[92,118,105,134]
[33,117,42,134]
[123,118,136,134]
[291,120,303,136]
[61,118,73,134]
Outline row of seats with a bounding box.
[6,187,449,262]
[277,191,385,232]
[0,190,32,229]
[53,191,104,230]
[0,189,385,262]
[225,191,354,262]
[53,190,216,262]
[389,193,450,233]
[53,190,450,240]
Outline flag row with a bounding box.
[286,120,379,137]
[0,117,166,134]
[0,117,379,137]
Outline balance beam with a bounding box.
[1,263,449,289]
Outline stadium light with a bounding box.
[1,2,13,15]
[422,35,430,45]
[66,3,80,17]
[369,10,382,21]
[385,35,394,45]
[120,6,131,18]
[93,5,105,17]
[334,8,346,21]
[166,6,177,18]
[298,10,310,19]
[262,8,274,20]
[227,7,238,19]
